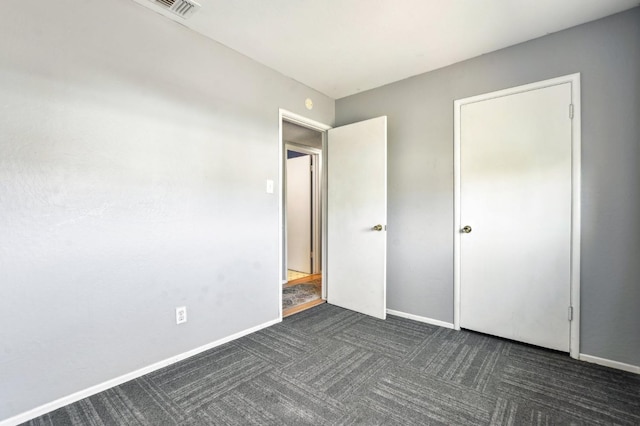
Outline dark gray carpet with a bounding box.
[23,304,640,425]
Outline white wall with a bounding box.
[0,0,333,421]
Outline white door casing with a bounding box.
[327,116,387,319]
[454,74,581,356]
[286,154,312,274]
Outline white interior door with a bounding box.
[459,83,572,351]
[286,154,312,274]
[327,116,387,319]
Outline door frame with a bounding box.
[279,109,331,320]
[453,73,581,358]
[284,143,321,275]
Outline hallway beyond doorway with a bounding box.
[283,274,324,317]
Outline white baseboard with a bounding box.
[1,318,282,426]
[387,310,639,376]
[387,309,454,329]
[579,353,640,375]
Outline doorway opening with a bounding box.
[280,113,330,318]
[279,110,388,320]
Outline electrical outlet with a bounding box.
[176,306,187,324]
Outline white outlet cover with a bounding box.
[176,306,187,324]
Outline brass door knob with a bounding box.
[461,225,472,233]
[372,224,383,231]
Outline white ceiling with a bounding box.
[135,0,639,99]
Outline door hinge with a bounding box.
[569,104,574,119]
[568,306,573,321]
[310,251,313,259]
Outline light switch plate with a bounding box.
[266,179,274,194]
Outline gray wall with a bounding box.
[283,121,323,149]
[0,0,333,421]
[336,8,639,367]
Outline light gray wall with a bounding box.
[0,0,333,421]
[336,8,640,367]
[283,121,323,149]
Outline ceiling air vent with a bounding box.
[152,0,200,19]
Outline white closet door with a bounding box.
[460,83,572,352]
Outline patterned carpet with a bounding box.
[22,304,640,425]
[282,278,322,310]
